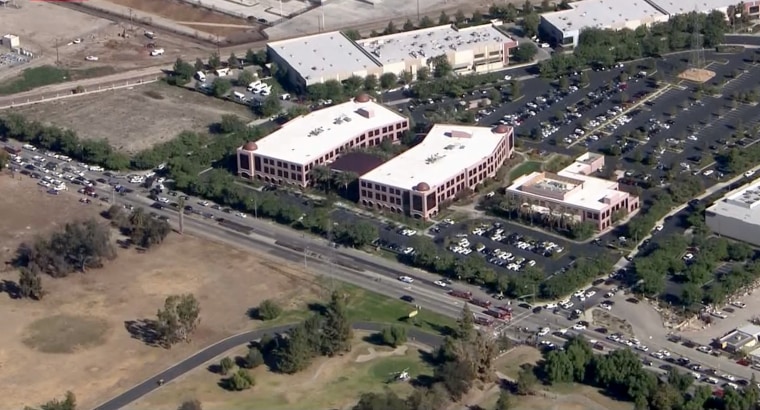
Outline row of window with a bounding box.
[261,157,304,172]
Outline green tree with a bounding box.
[259,95,282,117]
[419,15,434,28]
[516,365,538,395]
[455,303,475,342]
[494,390,513,410]
[523,13,540,38]
[243,346,265,369]
[245,48,257,65]
[275,323,314,373]
[194,58,205,72]
[227,52,239,68]
[208,52,221,69]
[439,11,450,24]
[237,69,254,87]
[455,10,466,23]
[226,369,254,391]
[380,325,407,347]
[172,58,195,84]
[559,76,569,91]
[321,291,353,356]
[18,267,44,300]
[379,72,398,89]
[257,299,283,321]
[417,67,430,81]
[431,55,452,78]
[219,356,235,375]
[364,74,379,91]
[211,77,232,98]
[513,43,538,63]
[343,29,361,41]
[403,19,415,31]
[509,80,521,100]
[26,391,77,410]
[384,20,397,35]
[156,293,201,347]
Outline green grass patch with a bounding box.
[509,161,542,181]
[23,314,110,354]
[0,65,116,95]
[342,284,455,336]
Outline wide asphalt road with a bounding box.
[92,321,442,410]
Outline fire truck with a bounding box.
[485,309,512,321]
[448,290,473,300]
[471,298,492,308]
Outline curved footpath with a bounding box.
[91,322,442,410]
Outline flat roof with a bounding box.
[706,178,760,222]
[357,22,517,66]
[739,324,760,337]
[253,99,406,165]
[268,32,379,83]
[506,160,627,212]
[360,124,508,190]
[653,0,735,15]
[541,0,667,33]
[329,152,385,175]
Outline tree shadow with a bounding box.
[425,321,454,337]
[307,302,327,315]
[246,307,263,320]
[207,363,223,374]
[0,279,21,299]
[362,332,386,346]
[124,319,162,347]
[418,348,440,367]
[410,374,436,388]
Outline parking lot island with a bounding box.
[236,94,409,186]
[505,153,639,231]
[359,124,514,219]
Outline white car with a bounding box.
[706,377,719,384]
[697,346,712,354]
[635,344,649,352]
[545,302,558,309]
[745,170,756,178]
[654,225,663,231]
[722,374,737,382]
[198,201,210,207]
[85,55,99,61]
[600,303,612,311]
[585,290,596,298]
[573,290,585,298]
[731,301,746,308]
[158,197,170,203]
[235,212,247,218]
[537,327,550,337]
[398,276,414,284]
[433,280,447,287]
[572,323,587,330]
[503,75,512,81]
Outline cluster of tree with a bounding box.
[0,114,130,170]
[333,220,379,248]
[631,230,759,306]
[625,181,701,248]
[538,11,728,78]
[23,391,76,410]
[272,291,353,373]
[540,336,760,410]
[482,193,597,240]
[16,218,116,282]
[105,206,171,249]
[717,142,760,175]
[351,304,504,410]
[379,325,407,347]
[410,71,502,100]
[218,356,256,391]
[155,293,201,348]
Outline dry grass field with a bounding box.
[131,333,433,410]
[11,82,256,153]
[0,175,322,410]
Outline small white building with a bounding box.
[2,34,20,50]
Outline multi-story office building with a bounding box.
[267,21,518,91]
[359,124,514,219]
[504,153,640,231]
[236,94,408,186]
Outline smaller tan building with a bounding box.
[359,124,514,219]
[505,153,639,231]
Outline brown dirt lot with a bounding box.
[0,2,208,79]
[10,82,256,153]
[0,176,322,410]
[104,0,261,37]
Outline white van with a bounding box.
[233,91,246,101]
[195,71,206,81]
[247,81,262,92]
[215,68,230,77]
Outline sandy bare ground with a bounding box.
[0,175,322,410]
[10,82,256,153]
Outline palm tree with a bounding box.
[310,165,331,192]
[332,171,358,192]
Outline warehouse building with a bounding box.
[705,178,760,247]
[539,0,742,48]
[236,94,408,187]
[267,20,518,91]
[359,124,514,219]
[505,153,639,231]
